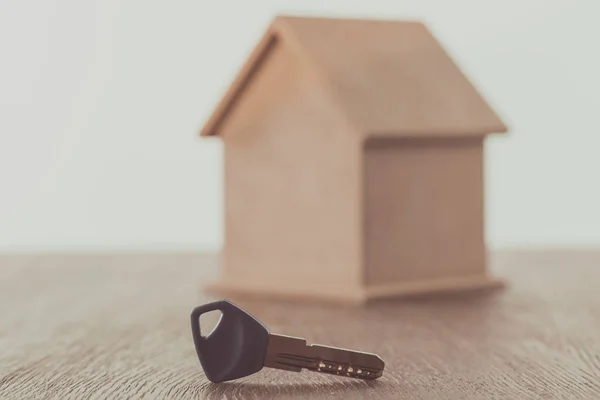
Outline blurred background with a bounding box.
[1,0,599,253]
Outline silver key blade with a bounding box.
[264,333,384,380]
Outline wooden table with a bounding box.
[1,251,600,399]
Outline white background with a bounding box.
[1,0,599,252]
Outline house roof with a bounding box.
[201,15,508,137]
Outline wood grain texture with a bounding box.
[1,251,600,399]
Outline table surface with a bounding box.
[1,251,600,399]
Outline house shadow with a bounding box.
[365,279,507,307]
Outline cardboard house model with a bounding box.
[200,15,508,303]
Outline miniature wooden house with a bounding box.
[201,15,508,303]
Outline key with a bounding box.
[191,299,385,383]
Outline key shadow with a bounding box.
[202,379,385,399]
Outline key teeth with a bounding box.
[315,360,382,380]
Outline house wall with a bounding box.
[363,137,486,286]
[218,37,362,296]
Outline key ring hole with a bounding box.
[198,310,223,339]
